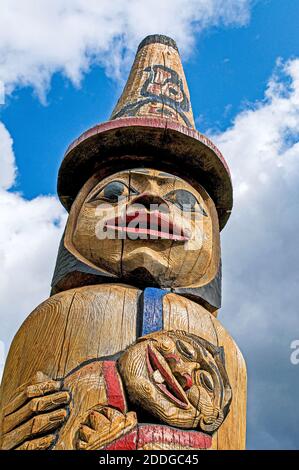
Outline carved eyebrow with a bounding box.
[130,170,178,184]
[158,171,174,177]
[130,169,150,175]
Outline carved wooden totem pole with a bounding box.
[0,35,246,450]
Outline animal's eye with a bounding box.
[90,181,138,203]
[176,340,196,360]
[165,189,207,216]
[200,372,214,392]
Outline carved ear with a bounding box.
[222,384,233,419]
[217,346,226,366]
[198,378,232,433]
[174,330,233,423]
[199,410,225,433]
[198,374,232,434]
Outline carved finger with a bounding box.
[34,390,70,412]
[88,409,110,430]
[98,406,123,422]
[80,410,137,451]
[124,411,137,428]
[26,379,62,399]
[3,391,70,434]
[79,424,95,443]
[98,407,136,432]
[90,407,137,431]
[15,434,56,450]
[3,375,62,417]
[2,408,67,450]
[77,439,88,450]
[108,412,137,434]
[31,408,67,434]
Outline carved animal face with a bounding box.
[118,330,232,432]
[67,168,219,288]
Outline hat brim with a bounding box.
[58,117,232,230]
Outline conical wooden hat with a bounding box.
[110,35,195,128]
[58,35,232,230]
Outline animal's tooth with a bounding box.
[152,369,165,384]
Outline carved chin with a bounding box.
[120,345,201,428]
[130,377,200,428]
[122,248,177,286]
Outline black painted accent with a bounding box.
[136,290,144,339]
[111,64,192,127]
[141,65,189,111]
[111,96,192,127]
[50,235,114,293]
[60,353,124,382]
[180,332,231,415]
[137,34,179,53]
[173,262,222,311]
[51,237,222,311]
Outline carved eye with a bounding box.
[165,189,207,216]
[90,181,138,203]
[158,336,175,353]
[200,372,214,392]
[176,340,196,360]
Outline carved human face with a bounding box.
[67,168,219,288]
[118,330,232,432]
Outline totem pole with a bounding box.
[0,35,246,450]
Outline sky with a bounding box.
[0,0,299,449]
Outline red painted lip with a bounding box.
[105,210,190,241]
[146,345,189,409]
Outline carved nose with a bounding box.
[181,373,193,390]
[164,354,194,390]
[131,192,167,211]
[173,371,193,391]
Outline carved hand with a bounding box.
[1,371,71,450]
[77,406,137,450]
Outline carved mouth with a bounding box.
[146,345,189,409]
[105,210,190,241]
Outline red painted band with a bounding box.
[65,116,230,177]
[105,429,138,450]
[102,361,126,413]
[104,424,212,450]
[137,424,212,449]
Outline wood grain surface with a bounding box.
[0,284,246,450]
[111,35,195,128]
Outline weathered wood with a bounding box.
[163,293,247,449]
[0,34,246,451]
[111,34,195,127]
[0,285,246,450]
[57,36,232,231]
[65,168,220,289]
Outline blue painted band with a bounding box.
[141,288,167,336]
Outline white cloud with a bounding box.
[0,81,4,105]
[0,124,66,379]
[213,58,299,449]
[0,0,250,98]
[0,122,16,190]
[0,0,251,385]
[0,341,4,382]
[1,58,298,447]
[0,0,298,447]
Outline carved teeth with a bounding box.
[152,369,165,384]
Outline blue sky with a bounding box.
[0,0,299,450]
[2,0,299,199]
